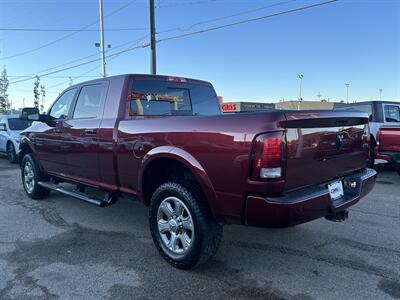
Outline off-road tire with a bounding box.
[21,154,50,199]
[149,182,223,269]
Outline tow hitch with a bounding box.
[325,210,349,222]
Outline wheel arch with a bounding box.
[18,141,35,166]
[139,146,223,222]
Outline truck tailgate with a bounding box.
[283,111,370,191]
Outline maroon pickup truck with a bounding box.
[19,74,376,269]
[375,126,400,175]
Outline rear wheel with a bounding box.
[149,182,222,269]
[7,142,17,164]
[21,154,50,199]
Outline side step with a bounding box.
[38,181,117,207]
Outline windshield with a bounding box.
[8,118,33,131]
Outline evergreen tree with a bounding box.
[33,76,40,109]
[0,67,9,114]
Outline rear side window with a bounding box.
[49,88,77,119]
[73,84,102,119]
[384,105,400,122]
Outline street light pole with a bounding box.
[298,74,304,101]
[99,0,106,77]
[149,0,157,74]
[345,83,350,103]
[379,88,383,100]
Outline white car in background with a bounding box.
[0,115,33,163]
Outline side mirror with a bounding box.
[20,107,40,121]
[0,123,6,131]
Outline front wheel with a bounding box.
[149,182,223,269]
[7,142,17,164]
[21,154,50,199]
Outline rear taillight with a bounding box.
[251,132,285,180]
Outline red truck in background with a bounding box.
[18,74,377,269]
[375,126,400,175]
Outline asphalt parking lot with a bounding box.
[0,158,399,300]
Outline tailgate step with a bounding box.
[37,181,117,207]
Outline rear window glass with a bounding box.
[129,88,191,116]
[8,118,32,131]
[129,79,220,116]
[384,105,400,122]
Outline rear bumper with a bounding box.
[245,168,377,228]
[374,149,400,169]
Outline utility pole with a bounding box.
[99,0,106,77]
[149,0,157,74]
[345,83,350,103]
[379,88,383,100]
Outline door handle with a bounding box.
[84,129,98,135]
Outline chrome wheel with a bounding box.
[157,196,194,256]
[23,161,35,193]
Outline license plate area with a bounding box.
[328,180,344,201]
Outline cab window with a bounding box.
[73,84,102,119]
[48,89,77,119]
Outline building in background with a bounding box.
[276,100,334,110]
[221,101,275,113]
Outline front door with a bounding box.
[62,83,107,183]
[34,88,77,175]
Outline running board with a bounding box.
[37,181,117,207]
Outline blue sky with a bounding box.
[0,0,399,110]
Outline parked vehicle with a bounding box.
[375,126,400,175]
[0,115,32,163]
[334,101,400,165]
[19,74,377,269]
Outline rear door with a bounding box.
[62,82,108,183]
[283,111,370,191]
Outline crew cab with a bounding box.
[375,126,400,175]
[0,115,32,163]
[19,74,377,269]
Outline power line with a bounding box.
[0,28,147,32]
[157,0,297,34]
[12,34,149,79]
[157,0,338,43]
[8,0,338,85]
[0,0,137,60]
[9,41,150,85]
[8,75,100,79]
[45,38,143,89]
